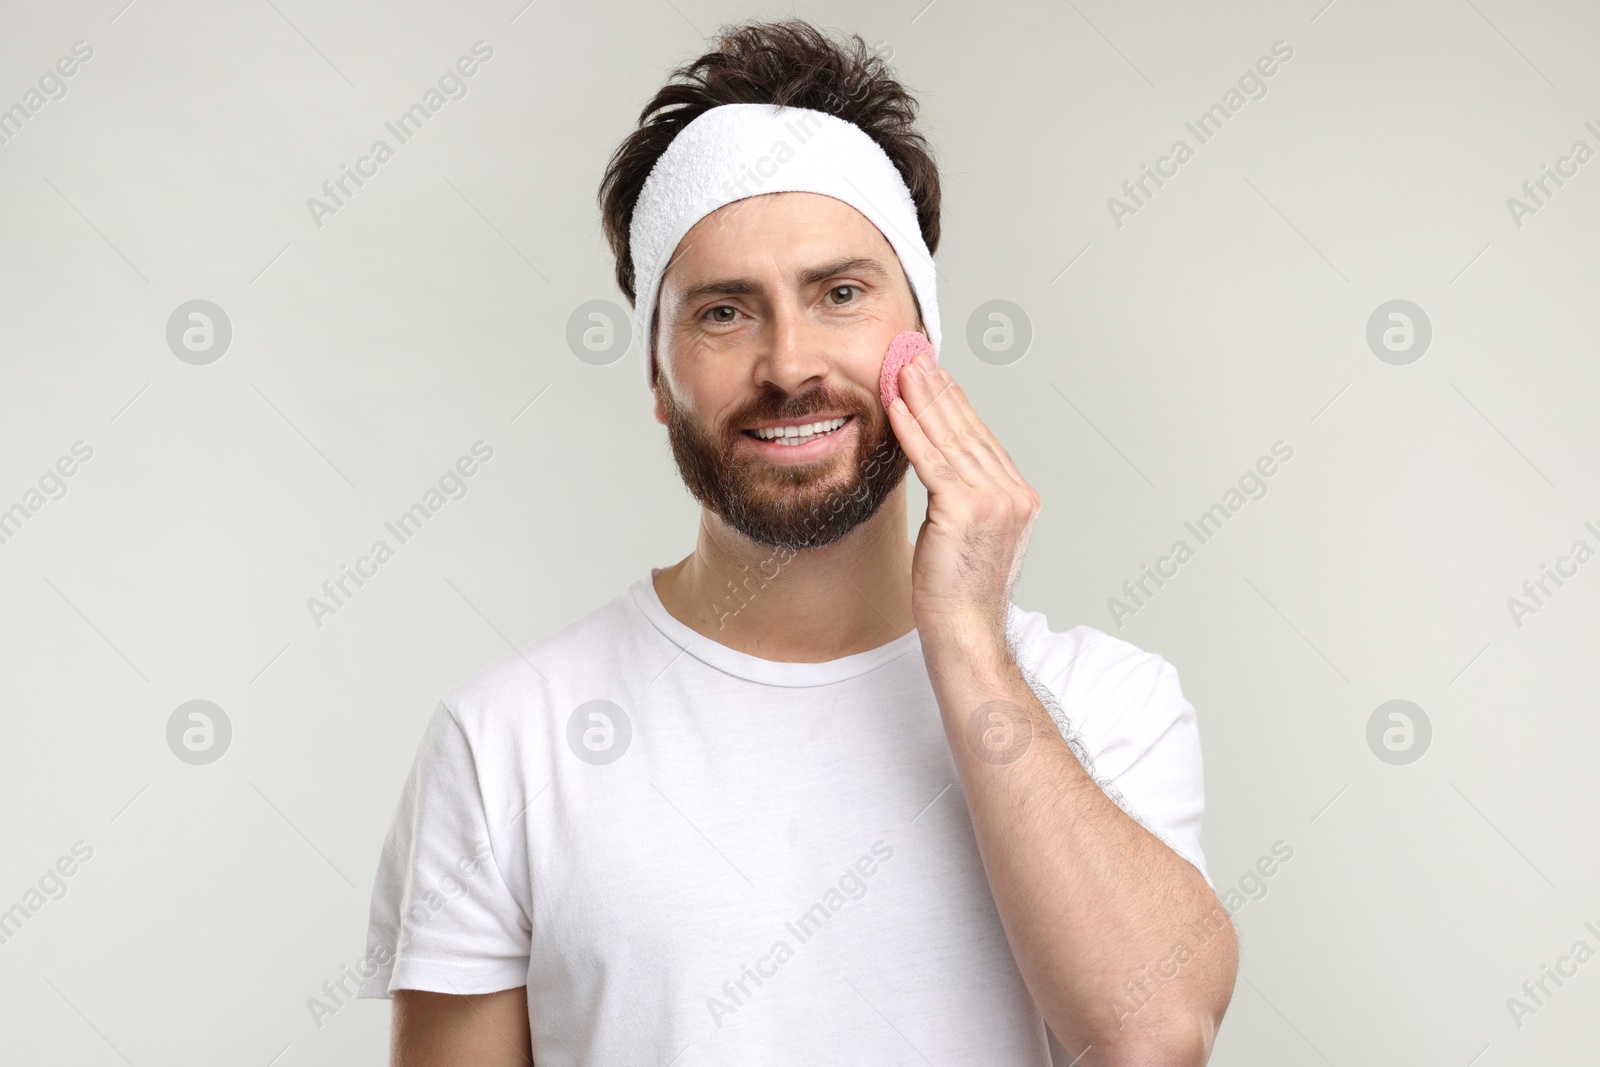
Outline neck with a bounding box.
[653,483,916,662]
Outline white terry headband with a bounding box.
[627,102,940,387]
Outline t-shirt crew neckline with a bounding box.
[628,567,926,687]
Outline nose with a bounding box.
[753,300,830,394]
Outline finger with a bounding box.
[912,364,1025,498]
[927,368,1021,487]
[901,358,994,488]
[887,393,964,495]
[923,368,1043,529]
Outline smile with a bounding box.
[742,416,851,446]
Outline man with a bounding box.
[358,18,1237,1066]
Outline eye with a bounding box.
[825,284,860,305]
[705,305,738,324]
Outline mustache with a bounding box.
[720,386,875,439]
[657,374,910,550]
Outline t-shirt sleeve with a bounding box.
[356,701,531,998]
[1028,627,1212,889]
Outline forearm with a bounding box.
[392,987,533,1067]
[922,628,1237,1066]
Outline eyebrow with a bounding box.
[673,256,891,308]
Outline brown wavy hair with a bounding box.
[597,18,941,347]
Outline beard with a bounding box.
[657,372,911,551]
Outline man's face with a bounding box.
[651,191,919,550]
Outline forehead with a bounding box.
[659,191,897,293]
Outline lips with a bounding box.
[744,415,851,444]
[738,414,857,461]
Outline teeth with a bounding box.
[752,417,847,442]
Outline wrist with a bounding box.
[916,609,1006,652]
[918,616,1012,674]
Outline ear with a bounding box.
[650,363,667,425]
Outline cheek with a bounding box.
[878,331,933,408]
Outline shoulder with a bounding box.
[1008,603,1211,880]
[1006,602,1194,748]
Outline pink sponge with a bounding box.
[880,330,934,409]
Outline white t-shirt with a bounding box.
[357,569,1209,1064]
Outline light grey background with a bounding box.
[1,0,1596,1064]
